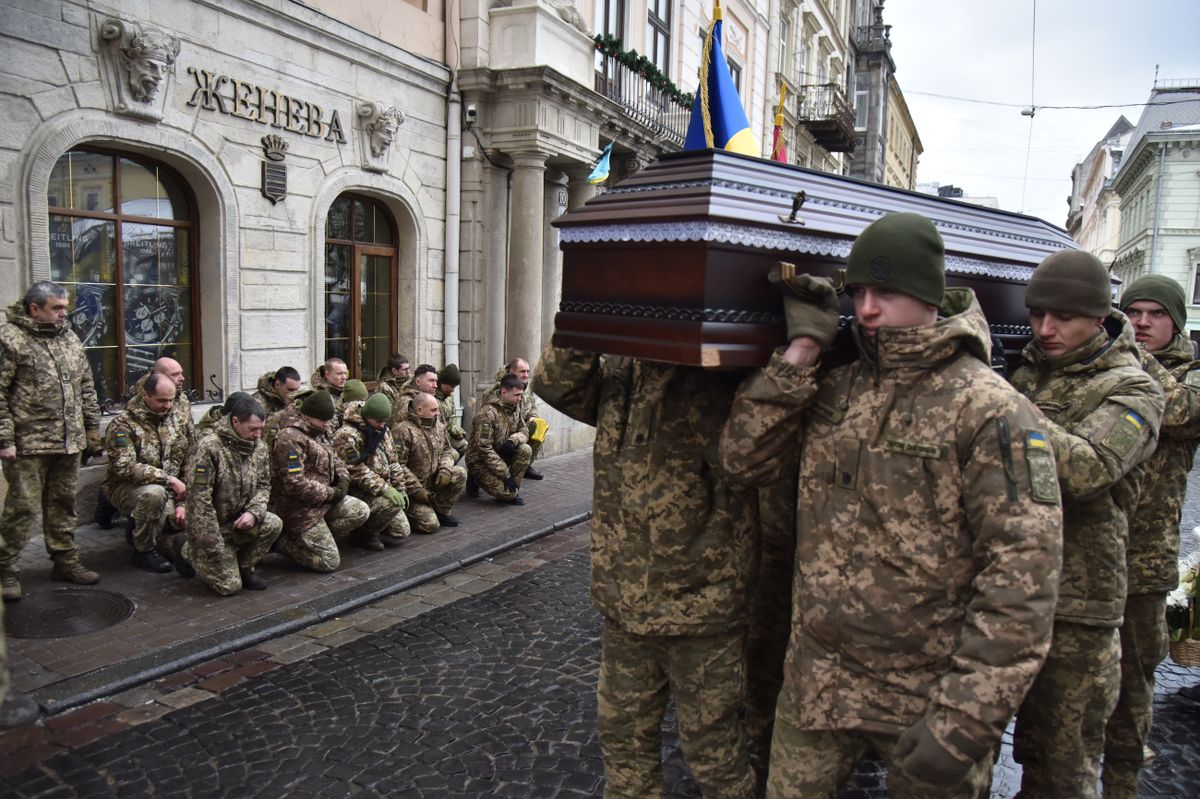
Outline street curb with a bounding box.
[33,505,592,715]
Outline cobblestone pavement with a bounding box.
[3,520,1198,797]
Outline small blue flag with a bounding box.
[587,142,613,185]
[684,1,758,156]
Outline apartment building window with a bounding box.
[647,0,672,76]
[854,73,869,129]
[1192,261,1200,305]
[594,0,625,40]
[729,59,743,94]
[779,17,791,73]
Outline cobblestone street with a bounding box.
[2,519,1198,797]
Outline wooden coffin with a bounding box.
[552,149,1082,369]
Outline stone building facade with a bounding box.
[1066,116,1133,267]
[882,75,921,190]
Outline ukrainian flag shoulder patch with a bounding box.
[1102,408,1147,459]
[1026,430,1048,449]
[286,452,303,474]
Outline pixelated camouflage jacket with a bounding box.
[1128,334,1200,593]
[1011,310,1164,627]
[481,365,540,422]
[252,371,290,415]
[184,416,271,543]
[0,299,100,454]
[393,407,457,496]
[466,395,529,479]
[331,400,405,499]
[126,372,195,475]
[197,406,224,434]
[534,347,759,636]
[270,415,349,533]
[376,372,416,430]
[435,388,467,445]
[308,367,344,401]
[103,403,190,491]
[718,289,1063,761]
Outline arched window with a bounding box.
[46,148,199,405]
[325,194,398,380]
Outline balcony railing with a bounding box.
[854,23,892,49]
[594,52,691,147]
[796,83,856,153]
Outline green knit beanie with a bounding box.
[1120,274,1187,333]
[362,393,392,422]
[301,390,336,421]
[439,363,461,386]
[342,379,368,403]
[1026,250,1112,317]
[845,212,945,306]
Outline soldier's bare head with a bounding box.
[413,364,438,394]
[499,373,525,405]
[143,373,176,415]
[153,358,185,391]
[388,353,411,378]
[506,358,531,383]
[24,280,68,324]
[323,358,348,389]
[229,397,266,441]
[272,366,302,398]
[412,391,439,419]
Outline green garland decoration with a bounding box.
[594,34,695,109]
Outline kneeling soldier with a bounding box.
[333,394,411,550]
[394,392,467,532]
[175,396,281,594]
[104,373,190,573]
[270,390,369,572]
[467,374,531,505]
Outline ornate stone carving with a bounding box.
[490,0,592,36]
[357,101,405,173]
[98,17,180,121]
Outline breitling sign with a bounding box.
[185,66,347,144]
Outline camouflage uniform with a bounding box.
[0,300,101,575]
[1010,311,1164,799]
[269,416,369,572]
[103,404,191,555]
[719,289,1063,799]
[196,405,224,435]
[181,417,282,595]
[308,368,345,434]
[1101,333,1200,798]
[534,347,759,799]
[466,395,531,502]
[376,369,410,429]
[127,372,196,475]
[252,371,290,416]
[393,408,467,534]
[481,366,544,461]
[331,400,411,544]
[435,387,468,460]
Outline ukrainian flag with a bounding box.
[684,0,759,156]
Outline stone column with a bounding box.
[541,171,568,344]
[565,164,599,210]
[483,161,511,376]
[506,151,548,364]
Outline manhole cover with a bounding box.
[4,588,135,639]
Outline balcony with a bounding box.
[594,50,691,148]
[854,23,892,52]
[796,83,856,153]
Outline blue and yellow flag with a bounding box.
[586,142,613,185]
[684,0,758,156]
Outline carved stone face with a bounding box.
[120,29,178,103]
[369,116,399,158]
[126,53,167,101]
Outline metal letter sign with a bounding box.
[261,134,288,205]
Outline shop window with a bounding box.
[325,194,398,381]
[46,148,198,406]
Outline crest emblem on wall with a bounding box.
[261,135,289,205]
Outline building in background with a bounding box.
[1066,116,1133,266]
[883,75,921,190]
[1111,81,1200,333]
[916,182,999,209]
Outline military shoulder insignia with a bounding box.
[883,438,944,459]
[286,452,303,474]
[1024,430,1058,505]
[1184,370,1200,388]
[479,422,493,439]
[113,430,129,446]
[1100,409,1146,459]
[193,463,210,486]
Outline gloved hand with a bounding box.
[503,476,519,494]
[85,429,104,461]
[770,269,840,350]
[434,468,455,490]
[497,440,517,460]
[894,716,973,787]
[329,477,349,504]
[382,485,408,510]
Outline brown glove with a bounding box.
[769,265,841,349]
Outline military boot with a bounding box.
[93,488,117,530]
[465,473,479,499]
[380,532,407,547]
[360,529,385,552]
[239,568,267,591]
[1,571,21,602]
[172,533,195,579]
[50,554,100,585]
[435,511,460,528]
[524,467,544,480]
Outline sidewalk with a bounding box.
[5,448,594,715]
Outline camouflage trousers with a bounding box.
[1012,621,1120,799]
[107,482,178,555]
[0,454,82,571]
[1101,592,1169,799]
[597,620,755,799]
[274,496,369,573]
[181,512,283,596]
[471,444,531,501]
[408,467,467,534]
[765,681,995,799]
[357,494,411,541]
